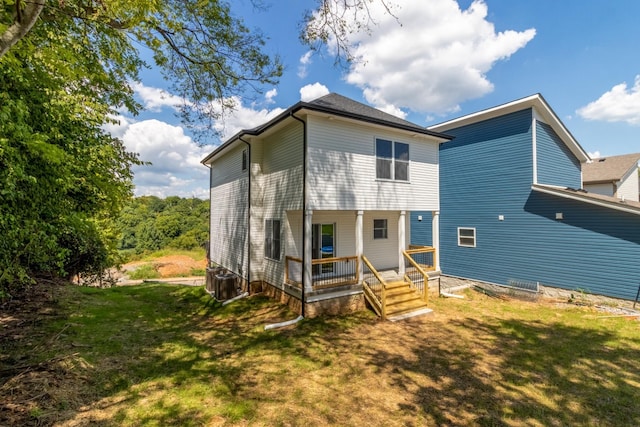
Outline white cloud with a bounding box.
[315,0,535,115]
[265,88,278,104]
[132,82,188,112]
[113,119,211,197]
[211,96,285,140]
[298,51,314,78]
[103,114,136,139]
[577,75,640,125]
[588,151,601,159]
[300,83,330,101]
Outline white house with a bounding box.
[583,153,640,202]
[202,94,451,317]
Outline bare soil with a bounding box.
[121,255,206,278]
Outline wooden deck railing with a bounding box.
[361,255,387,320]
[404,246,436,271]
[285,255,359,291]
[402,249,431,305]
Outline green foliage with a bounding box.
[0,0,278,293]
[115,196,209,254]
[0,3,142,292]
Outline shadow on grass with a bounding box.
[4,284,639,426]
[357,316,640,426]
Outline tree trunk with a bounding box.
[0,1,46,58]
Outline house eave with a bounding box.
[531,183,640,216]
[202,100,452,165]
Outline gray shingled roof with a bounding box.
[583,153,640,183]
[203,93,451,164]
[308,93,422,129]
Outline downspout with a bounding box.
[239,137,251,291]
[290,112,307,318]
[203,162,212,268]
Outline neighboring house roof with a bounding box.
[582,152,640,184]
[202,93,452,164]
[532,183,640,216]
[427,94,591,163]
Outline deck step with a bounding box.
[384,281,429,320]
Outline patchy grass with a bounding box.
[126,264,161,280]
[1,284,639,426]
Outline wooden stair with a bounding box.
[384,280,432,321]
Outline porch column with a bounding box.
[355,210,364,284]
[398,210,406,276]
[432,211,440,271]
[303,209,313,294]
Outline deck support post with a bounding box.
[432,211,440,271]
[355,210,364,284]
[304,209,313,294]
[398,210,406,276]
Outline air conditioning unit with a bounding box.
[205,267,226,292]
[215,273,238,301]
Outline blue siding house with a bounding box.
[415,94,640,300]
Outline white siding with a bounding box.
[209,143,249,277]
[584,182,614,198]
[617,166,640,202]
[306,115,440,211]
[258,123,304,286]
[363,211,408,270]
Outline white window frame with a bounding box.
[264,219,281,260]
[457,227,476,248]
[373,219,388,239]
[375,138,410,181]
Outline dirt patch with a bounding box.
[122,255,206,278]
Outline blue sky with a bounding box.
[109,0,640,198]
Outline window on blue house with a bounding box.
[376,138,409,181]
[265,219,281,260]
[457,227,476,247]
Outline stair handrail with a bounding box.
[402,250,430,305]
[361,255,387,320]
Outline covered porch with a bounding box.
[282,209,439,319]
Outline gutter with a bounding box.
[239,137,252,290]
[290,112,307,318]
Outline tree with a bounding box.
[0,0,391,294]
[1,0,283,139]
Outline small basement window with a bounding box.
[373,219,388,239]
[457,227,476,247]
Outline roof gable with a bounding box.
[428,94,590,163]
[583,152,640,183]
[203,93,451,164]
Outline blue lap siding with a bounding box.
[536,121,581,188]
[419,106,640,300]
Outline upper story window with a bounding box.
[242,148,248,171]
[376,138,409,181]
[457,227,476,248]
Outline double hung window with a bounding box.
[373,219,388,239]
[376,138,409,181]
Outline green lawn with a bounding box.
[1,283,639,426]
